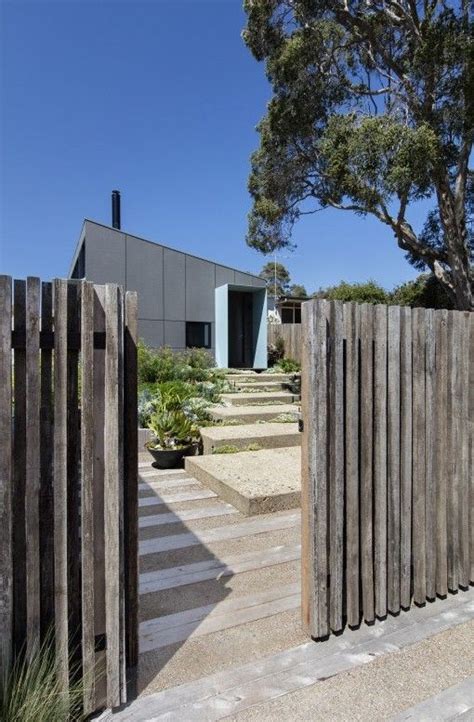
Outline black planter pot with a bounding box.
[146,444,194,469]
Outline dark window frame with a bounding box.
[186,321,212,349]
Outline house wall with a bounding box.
[75,220,266,355]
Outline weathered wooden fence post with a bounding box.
[0,276,138,715]
[301,299,473,638]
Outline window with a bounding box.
[186,322,212,349]
[281,307,294,324]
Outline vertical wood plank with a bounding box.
[400,306,413,609]
[447,311,461,591]
[124,291,139,670]
[67,282,82,668]
[387,305,401,613]
[104,284,122,707]
[301,300,317,637]
[93,286,107,709]
[329,301,344,632]
[412,307,426,604]
[359,303,375,622]
[468,312,474,584]
[424,309,436,599]
[459,311,470,588]
[81,281,95,715]
[314,300,329,637]
[344,302,360,628]
[435,309,448,597]
[39,282,55,639]
[53,278,69,693]
[12,280,26,656]
[373,304,387,619]
[117,287,126,704]
[0,276,13,679]
[25,277,41,659]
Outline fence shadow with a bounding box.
[133,464,235,697]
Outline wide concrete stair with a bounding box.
[184,372,302,515]
[220,390,298,406]
[209,404,298,424]
[225,372,296,384]
[200,422,300,455]
[186,446,301,515]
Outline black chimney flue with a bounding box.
[111,190,121,229]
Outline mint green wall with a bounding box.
[215,284,229,368]
[215,284,268,369]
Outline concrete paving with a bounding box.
[225,373,297,384]
[210,404,299,424]
[221,391,298,406]
[185,447,301,515]
[200,422,300,454]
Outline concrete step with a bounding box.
[228,381,288,392]
[185,446,301,515]
[200,422,301,455]
[221,391,298,407]
[210,404,299,424]
[225,373,297,384]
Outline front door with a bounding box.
[228,291,253,368]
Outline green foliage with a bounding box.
[243,0,474,309]
[211,445,240,454]
[146,408,197,450]
[268,412,300,423]
[268,334,285,366]
[137,342,216,385]
[1,639,85,722]
[259,261,291,297]
[310,275,453,309]
[390,274,454,309]
[289,284,307,298]
[314,280,390,305]
[276,358,300,373]
[212,443,263,454]
[137,343,229,436]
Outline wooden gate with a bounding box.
[301,299,473,639]
[0,276,138,714]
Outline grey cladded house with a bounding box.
[69,219,268,368]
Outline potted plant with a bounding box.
[145,407,198,468]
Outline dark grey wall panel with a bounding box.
[163,248,186,321]
[164,320,186,349]
[185,256,215,322]
[138,319,164,348]
[215,265,235,287]
[126,235,164,319]
[85,222,126,286]
[234,270,266,288]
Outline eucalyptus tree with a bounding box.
[243,0,473,309]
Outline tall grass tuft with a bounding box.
[0,638,85,722]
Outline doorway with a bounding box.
[228,291,254,368]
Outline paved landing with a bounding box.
[185,446,301,515]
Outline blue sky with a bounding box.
[1,0,425,293]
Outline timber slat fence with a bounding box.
[268,324,302,363]
[301,299,473,639]
[0,276,138,715]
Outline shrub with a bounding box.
[268,335,285,366]
[138,342,220,385]
[138,343,177,384]
[277,358,300,373]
